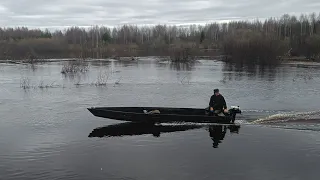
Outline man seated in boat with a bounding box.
[209,89,228,116]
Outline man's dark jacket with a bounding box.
[209,94,227,110]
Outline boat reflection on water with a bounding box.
[208,124,240,148]
[88,122,203,138]
[89,122,241,148]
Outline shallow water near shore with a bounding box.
[1,58,320,180]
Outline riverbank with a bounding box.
[2,55,320,66]
[279,56,320,63]
[2,12,320,64]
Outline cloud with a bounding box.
[0,0,319,29]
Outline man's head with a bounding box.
[214,89,220,96]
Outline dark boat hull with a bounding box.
[87,107,241,124]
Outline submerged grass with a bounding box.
[20,77,64,90]
[180,75,191,85]
[73,70,110,87]
[61,60,89,74]
[38,80,58,89]
[20,77,31,89]
[92,71,109,86]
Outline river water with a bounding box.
[0,58,320,180]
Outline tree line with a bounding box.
[1,12,320,63]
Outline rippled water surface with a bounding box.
[1,58,320,180]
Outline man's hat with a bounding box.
[214,89,219,93]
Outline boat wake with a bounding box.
[267,124,320,132]
[251,110,320,125]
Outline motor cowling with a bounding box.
[230,106,241,114]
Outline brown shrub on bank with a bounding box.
[305,34,320,59]
[169,48,196,62]
[0,38,68,60]
[222,29,289,64]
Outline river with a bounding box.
[0,58,320,180]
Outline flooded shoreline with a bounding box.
[1,57,320,179]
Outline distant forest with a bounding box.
[1,12,320,63]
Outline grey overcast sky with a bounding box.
[0,0,320,29]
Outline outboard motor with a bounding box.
[230,106,241,114]
[228,106,241,123]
